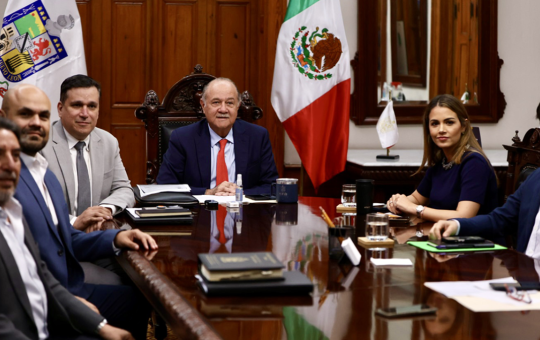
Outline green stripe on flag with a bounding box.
[283,307,329,340]
[284,0,320,22]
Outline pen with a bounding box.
[319,206,335,228]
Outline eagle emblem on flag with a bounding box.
[289,26,343,80]
[0,0,73,84]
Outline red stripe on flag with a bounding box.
[283,79,351,190]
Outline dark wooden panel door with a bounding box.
[77,0,286,186]
[452,0,479,98]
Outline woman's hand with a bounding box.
[387,194,416,215]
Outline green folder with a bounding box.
[407,241,507,253]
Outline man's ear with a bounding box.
[57,101,63,117]
[0,109,6,118]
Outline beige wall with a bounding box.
[285,0,540,164]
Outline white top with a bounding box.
[525,207,540,258]
[0,198,48,339]
[209,210,235,253]
[21,153,58,226]
[347,149,508,167]
[209,125,236,188]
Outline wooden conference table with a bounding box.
[116,197,540,340]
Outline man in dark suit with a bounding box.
[0,84,156,339]
[0,118,133,339]
[157,78,278,195]
[430,168,540,256]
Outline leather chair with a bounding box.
[503,128,540,249]
[503,128,540,200]
[472,126,482,147]
[135,64,263,184]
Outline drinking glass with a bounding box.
[366,213,389,241]
[341,184,356,207]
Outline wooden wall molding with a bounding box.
[78,0,288,185]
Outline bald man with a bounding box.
[0,84,155,339]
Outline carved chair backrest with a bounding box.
[503,128,540,199]
[503,128,540,249]
[135,65,263,184]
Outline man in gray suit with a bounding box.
[0,117,133,340]
[42,75,135,233]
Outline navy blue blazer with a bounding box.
[14,162,120,298]
[157,119,279,195]
[457,168,540,252]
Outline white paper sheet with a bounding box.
[425,277,540,311]
[193,195,276,204]
[137,184,191,197]
[126,208,142,219]
[370,258,413,267]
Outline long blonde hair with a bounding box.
[414,94,493,178]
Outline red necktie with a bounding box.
[216,139,228,186]
[217,205,227,244]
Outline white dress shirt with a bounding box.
[525,206,540,258]
[0,198,49,339]
[209,210,236,253]
[63,128,116,223]
[208,125,236,189]
[21,153,58,226]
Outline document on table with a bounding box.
[425,277,540,312]
[370,258,413,267]
[137,184,191,197]
[193,195,276,204]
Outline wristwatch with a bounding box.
[95,319,108,334]
[416,205,425,218]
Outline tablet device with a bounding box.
[245,194,275,200]
[427,239,495,249]
[442,236,485,243]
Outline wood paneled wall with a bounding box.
[76,0,287,186]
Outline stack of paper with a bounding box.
[137,184,191,197]
[425,277,540,312]
[370,258,413,267]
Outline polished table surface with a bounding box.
[117,197,540,340]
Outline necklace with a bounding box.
[442,158,454,170]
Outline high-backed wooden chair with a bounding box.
[503,128,540,249]
[503,128,540,201]
[135,64,263,184]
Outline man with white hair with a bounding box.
[157,77,278,195]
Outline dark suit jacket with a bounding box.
[457,168,540,252]
[0,218,103,339]
[14,162,120,298]
[157,119,279,195]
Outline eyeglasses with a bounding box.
[505,284,532,304]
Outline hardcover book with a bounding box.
[198,252,285,282]
[196,271,313,297]
[135,207,191,217]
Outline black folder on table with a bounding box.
[196,271,313,297]
[126,210,193,225]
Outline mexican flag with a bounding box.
[271,0,351,191]
[0,0,87,122]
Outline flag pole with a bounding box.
[376,87,400,161]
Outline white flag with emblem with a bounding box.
[0,0,86,121]
[376,101,399,149]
